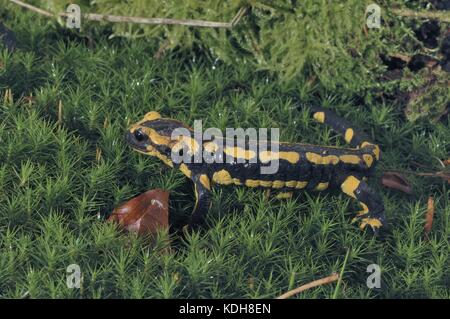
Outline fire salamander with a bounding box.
[126,107,385,232]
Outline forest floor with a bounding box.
[0,3,449,298]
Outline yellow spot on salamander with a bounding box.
[134,111,162,126]
[359,217,383,230]
[341,175,360,199]
[315,182,329,191]
[139,127,171,146]
[212,170,242,185]
[306,152,339,165]
[363,154,374,168]
[212,170,233,185]
[352,203,370,224]
[344,128,354,144]
[285,181,298,188]
[245,179,260,188]
[374,145,380,160]
[278,151,300,164]
[129,124,139,133]
[245,179,277,187]
[324,155,339,165]
[296,181,308,189]
[199,174,211,190]
[259,151,300,164]
[224,147,256,160]
[179,163,191,178]
[204,141,220,153]
[143,111,161,121]
[358,203,369,215]
[260,180,273,188]
[233,178,242,185]
[361,141,381,160]
[272,180,285,189]
[313,112,325,123]
[339,154,361,165]
[306,152,322,164]
[177,135,200,154]
[156,154,173,167]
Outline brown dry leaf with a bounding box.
[443,159,450,167]
[23,95,36,104]
[381,172,413,194]
[109,189,169,236]
[424,196,435,240]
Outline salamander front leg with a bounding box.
[340,175,386,232]
[188,174,212,228]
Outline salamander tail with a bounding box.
[308,105,381,161]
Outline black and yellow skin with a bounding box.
[126,107,385,232]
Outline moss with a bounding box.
[0,0,449,299]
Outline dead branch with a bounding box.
[391,8,450,23]
[9,0,248,29]
[276,273,339,299]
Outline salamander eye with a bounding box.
[134,130,147,142]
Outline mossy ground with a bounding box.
[0,4,449,298]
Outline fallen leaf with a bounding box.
[443,158,450,167]
[424,196,435,240]
[109,189,169,236]
[381,172,413,194]
[23,95,36,104]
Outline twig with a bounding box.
[9,0,54,17]
[384,169,450,181]
[57,99,62,127]
[9,0,247,29]
[77,14,233,28]
[391,8,450,23]
[276,273,339,299]
[424,196,434,240]
[230,7,248,27]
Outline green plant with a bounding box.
[0,0,449,299]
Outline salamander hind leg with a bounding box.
[340,175,386,233]
[188,174,212,229]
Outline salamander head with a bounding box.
[126,112,192,165]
